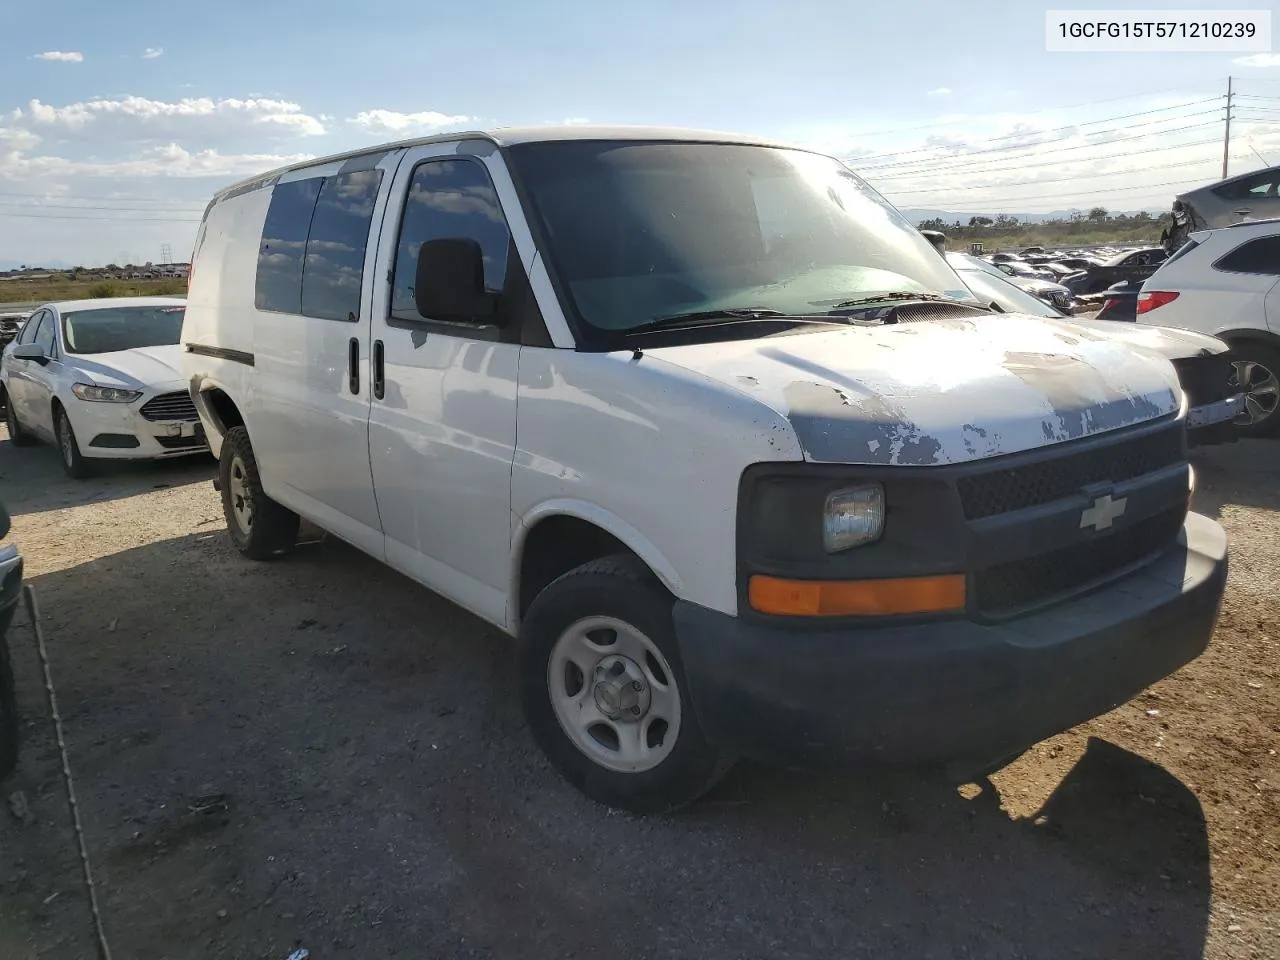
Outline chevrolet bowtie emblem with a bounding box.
[1080,493,1127,532]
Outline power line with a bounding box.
[912,176,1208,211]
[0,199,206,213]
[835,85,1199,140]
[857,119,1221,174]
[883,155,1219,197]
[0,211,200,222]
[865,128,1220,181]
[871,137,1220,182]
[0,188,205,204]
[847,98,1223,165]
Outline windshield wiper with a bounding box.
[621,307,847,337]
[826,291,954,311]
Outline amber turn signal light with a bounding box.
[748,573,966,617]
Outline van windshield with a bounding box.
[506,140,975,340]
[62,305,185,354]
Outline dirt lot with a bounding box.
[0,428,1276,960]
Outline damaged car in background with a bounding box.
[182,127,1229,812]
[1164,164,1280,253]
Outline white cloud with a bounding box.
[19,96,326,139]
[563,117,591,125]
[32,51,83,63]
[1234,53,1280,68]
[0,127,41,151]
[926,87,952,97]
[348,109,472,135]
[0,142,313,180]
[141,47,164,59]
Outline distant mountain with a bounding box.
[0,259,72,271]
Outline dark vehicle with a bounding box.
[1093,279,1143,323]
[0,499,21,779]
[1065,247,1169,295]
[1052,256,1103,272]
[0,313,24,349]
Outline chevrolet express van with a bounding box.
[182,126,1228,812]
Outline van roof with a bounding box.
[208,124,803,204]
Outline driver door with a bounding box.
[6,311,50,432]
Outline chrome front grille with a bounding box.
[139,391,198,422]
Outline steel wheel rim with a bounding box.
[1231,360,1280,425]
[548,615,682,773]
[228,455,253,535]
[58,415,74,467]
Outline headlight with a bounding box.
[71,383,142,403]
[823,484,885,553]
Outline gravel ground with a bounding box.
[0,427,1276,960]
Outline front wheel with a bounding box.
[54,407,94,479]
[218,426,299,560]
[519,554,731,813]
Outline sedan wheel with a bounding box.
[1229,347,1280,438]
[54,408,94,479]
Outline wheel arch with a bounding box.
[1213,328,1280,352]
[511,501,685,632]
[190,376,245,460]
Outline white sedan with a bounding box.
[1,297,209,478]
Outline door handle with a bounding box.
[348,338,360,395]
[372,339,385,401]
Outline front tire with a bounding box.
[3,392,35,447]
[1228,342,1280,438]
[218,426,299,560]
[519,554,731,813]
[54,407,94,479]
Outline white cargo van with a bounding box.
[182,127,1228,812]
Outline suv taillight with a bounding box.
[1137,290,1179,314]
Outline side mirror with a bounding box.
[12,343,47,363]
[414,238,501,323]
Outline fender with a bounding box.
[1212,328,1280,351]
[511,498,686,616]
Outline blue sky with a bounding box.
[1,0,1278,266]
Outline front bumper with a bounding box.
[66,394,208,460]
[674,511,1227,767]
[1186,394,1243,447]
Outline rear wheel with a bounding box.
[1228,342,1280,438]
[3,392,35,447]
[519,554,731,813]
[54,407,94,479]
[219,426,299,559]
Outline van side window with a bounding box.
[1214,235,1280,276]
[300,170,384,321]
[256,178,323,314]
[390,159,511,323]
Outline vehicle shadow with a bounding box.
[1190,438,1280,520]
[0,530,1211,960]
[0,427,214,519]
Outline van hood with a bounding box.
[645,314,1181,466]
[1072,318,1228,360]
[67,343,185,389]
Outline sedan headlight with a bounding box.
[823,484,885,553]
[71,382,142,403]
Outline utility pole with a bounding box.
[1222,76,1233,179]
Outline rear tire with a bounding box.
[54,407,94,479]
[519,554,731,813]
[3,393,35,447]
[219,426,299,560]
[1227,342,1280,439]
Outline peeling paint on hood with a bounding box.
[644,315,1181,466]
